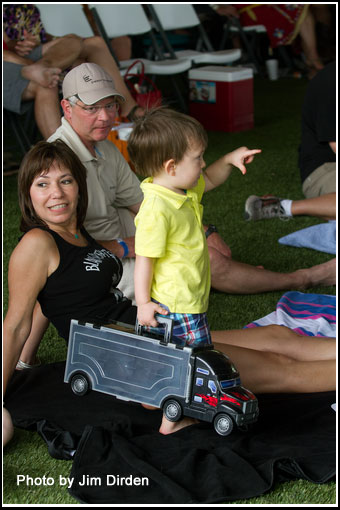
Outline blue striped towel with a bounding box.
[245,291,336,337]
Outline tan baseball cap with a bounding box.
[62,62,125,104]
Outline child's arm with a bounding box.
[203,146,261,192]
[134,255,168,327]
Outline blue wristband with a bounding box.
[116,238,129,258]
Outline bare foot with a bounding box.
[141,403,158,410]
[299,258,336,288]
[159,415,199,435]
[21,62,61,88]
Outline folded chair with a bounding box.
[37,4,94,38]
[87,4,193,110]
[221,17,267,76]
[88,4,192,73]
[38,3,123,65]
[146,4,241,65]
[221,17,294,77]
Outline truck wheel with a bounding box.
[70,373,90,396]
[214,413,234,436]
[163,399,182,422]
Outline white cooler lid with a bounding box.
[189,66,253,82]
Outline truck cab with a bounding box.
[173,348,259,436]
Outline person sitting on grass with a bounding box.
[244,191,336,221]
[244,62,336,222]
[3,140,336,445]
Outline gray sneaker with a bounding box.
[244,195,290,221]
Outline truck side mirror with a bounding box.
[135,314,174,344]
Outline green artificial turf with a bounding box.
[2,74,336,505]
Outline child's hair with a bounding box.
[127,107,208,177]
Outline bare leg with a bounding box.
[17,302,49,365]
[21,63,60,89]
[5,36,84,83]
[291,193,336,220]
[213,342,335,393]
[79,36,142,117]
[40,35,83,70]
[22,81,61,139]
[210,249,336,293]
[3,50,33,65]
[298,9,324,74]
[111,36,132,61]
[211,325,336,361]
[3,50,60,89]
[34,85,62,138]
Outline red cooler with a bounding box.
[189,66,254,132]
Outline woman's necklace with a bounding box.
[53,227,80,241]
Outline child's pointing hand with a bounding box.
[229,147,262,175]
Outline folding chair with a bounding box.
[38,3,122,65]
[221,17,295,77]
[221,18,267,76]
[87,4,193,111]
[146,4,241,65]
[37,4,94,38]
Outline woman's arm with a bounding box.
[3,230,57,394]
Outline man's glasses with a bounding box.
[68,101,119,115]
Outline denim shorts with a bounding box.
[146,301,212,348]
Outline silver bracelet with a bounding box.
[16,358,41,370]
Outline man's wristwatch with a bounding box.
[115,238,129,258]
[205,224,218,239]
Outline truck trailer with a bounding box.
[64,318,259,436]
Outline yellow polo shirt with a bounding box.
[135,175,210,313]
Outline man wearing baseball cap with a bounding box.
[48,62,143,299]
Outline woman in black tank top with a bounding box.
[3,141,336,447]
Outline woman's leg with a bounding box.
[211,325,336,361]
[298,8,324,74]
[213,342,335,394]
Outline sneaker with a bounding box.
[244,195,290,221]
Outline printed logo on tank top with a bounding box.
[83,249,118,272]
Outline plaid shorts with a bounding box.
[146,301,212,348]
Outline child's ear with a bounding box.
[164,158,176,176]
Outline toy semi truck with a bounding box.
[64,317,259,436]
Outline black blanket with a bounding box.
[5,362,335,504]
